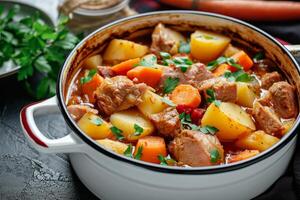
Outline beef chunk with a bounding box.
[97,66,114,77]
[198,77,237,102]
[150,107,181,138]
[253,102,283,135]
[67,104,98,121]
[269,81,298,118]
[212,81,237,102]
[150,23,181,55]
[168,130,224,166]
[158,63,213,91]
[261,72,282,89]
[95,76,147,115]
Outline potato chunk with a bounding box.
[83,54,102,69]
[191,30,230,62]
[201,102,256,141]
[236,82,257,107]
[110,109,154,141]
[97,139,128,155]
[77,113,111,139]
[235,130,279,151]
[137,90,168,117]
[103,39,149,63]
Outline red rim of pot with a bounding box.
[57,11,300,174]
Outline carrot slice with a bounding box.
[170,84,201,108]
[134,136,167,164]
[230,51,253,71]
[127,66,162,88]
[227,150,259,163]
[213,63,230,77]
[82,73,103,103]
[111,58,141,75]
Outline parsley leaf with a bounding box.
[123,144,133,158]
[159,52,171,59]
[134,146,143,160]
[178,41,190,53]
[133,124,144,136]
[253,52,264,61]
[140,55,157,66]
[163,77,179,94]
[207,56,227,71]
[206,89,221,107]
[89,117,103,126]
[161,97,176,107]
[158,154,168,166]
[80,69,97,84]
[223,70,254,83]
[210,149,220,163]
[200,125,219,135]
[227,58,243,70]
[110,126,125,140]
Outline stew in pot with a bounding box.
[66,23,298,167]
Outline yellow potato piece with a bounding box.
[97,139,128,155]
[236,82,257,108]
[191,30,231,62]
[281,119,295,136]
[110,109,154,141]
[103,39,149,62]
[137,90,168,117]
[201,102,256,141]
[77,113,111,140]
[235,130,279,151]
[82,54,102,69]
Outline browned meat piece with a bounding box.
[257,91,272,107]
[67,104,98,121]
[158,63,213,91]
[253,102,283,135]
[261,72,282,89]
[212,81,237,102]
[168,130,224,167]
[150,23,181,55]
[198,77,237,102]
[269,81,298,118]
[97,66,114,77]
[184,63,214,88]
[95,76,147,115]
[150,107,181,138]
[252,59,277,76]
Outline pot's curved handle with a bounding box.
[20,96,85,153]
[285,45,300,57]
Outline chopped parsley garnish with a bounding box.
[206,56,242,71]
[178,41,190,53]
[172,57,193,72]
[134,146,143,160]
[140,55,157,66]
[123,144,133,158]
[161,97,176,107]
[163,77,179,94]
[200,125,219,135]
[224,70,254,83]
[158,154,168,166]
[253,52,264,61]
[80,69,97,84]
[179,112,201,130]
[110,126,125,140]
[210,149,220,163]
[159,52,171,59]
[88,117,103,126]
[133,124,144,136]
[206,89,221,107]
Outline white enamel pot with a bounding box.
[20,11,300,200]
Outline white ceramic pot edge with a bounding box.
[19,96,86,154]
[69,134,297,200]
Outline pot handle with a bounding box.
[20,96,85,153]
[285,45,300,57]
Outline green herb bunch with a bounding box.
[0,5,80,99]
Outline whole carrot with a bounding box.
[160,0,300,21]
